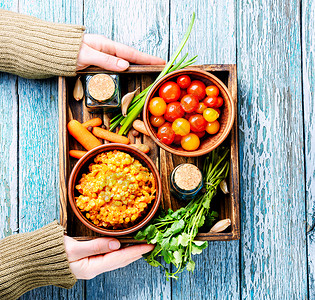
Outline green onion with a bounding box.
[109,12,196,135]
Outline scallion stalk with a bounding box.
[110,12,196,135]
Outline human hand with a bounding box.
[77,34,166,72]
[64,236,154,279]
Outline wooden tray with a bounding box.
[58,64,240,242]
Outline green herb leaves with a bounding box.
[134,147,230,279]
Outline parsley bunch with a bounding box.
[135,147,230,279]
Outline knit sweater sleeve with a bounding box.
[0,221,77,300]
[0,9,85,79]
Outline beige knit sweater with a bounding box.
[0,9,85,79]
[0,222,77,299]
[0,9,84,299]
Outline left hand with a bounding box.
[64,236,154,279]
[77,34,165,72]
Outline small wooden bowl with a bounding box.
[143,69,235,157]
[68,144,162,236]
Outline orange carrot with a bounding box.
[82,117,103,128]
[133,120,150,136]
[69,150,87,159]
[92,127,130,144]
[67,120,102,150]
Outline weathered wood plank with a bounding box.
[169,0,236,64]
[0,72,18,239]
[0,0,19,240]
[83,0,171,299]
[16,1,84,299]
[169,1,239,298]
[17,76,60,230]
[303,0,315,298]
[237,1,307,298]
[0,3,19,238]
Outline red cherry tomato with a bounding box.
[173,134,182,145]
[206,120,220,134]
[172,118,190,136]
[204,96,224,108]
[159,81,181,103]
[204,96,219,108]
[149,97,167,116]
[184,112,195,120]
[195,102,207,114]
[179,89,187,99]
[181,133,200,151]
[216,96,224,107]
[189,114,207,132]
[164,102,185,122]
[180,94,199,113]
[187,80,206,101]
[195,131,206,138]
[213,108,221,116]
[157,123,175,145]
[205,85,220,97]
[150,115,165,127]
[177,75,191,89]
[203,108,219,122]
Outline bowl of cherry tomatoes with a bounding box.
[143,69,235,157]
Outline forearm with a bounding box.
[0,9,85,79]
[0,221,76,300]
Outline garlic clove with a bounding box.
[73,77,84,101]
[219,179,229,194]
[121,87,140,117]
[209,218,231,233]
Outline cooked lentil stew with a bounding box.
[75,150,156,229]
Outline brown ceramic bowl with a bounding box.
[143,69,235,157]
[68,144,162,236]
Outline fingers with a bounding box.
[83,34,166,66]
[77,43,130,72]
[71,244,154,279]
[92,244,154,273]
[64,236,121,262]
[100,244,155,271]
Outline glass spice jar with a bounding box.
[170,163,203,201]
[84,73,121,113]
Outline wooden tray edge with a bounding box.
[71,232,236,243]
[58,76,69,231]
[228,64,240,240]
[77,64,236,74]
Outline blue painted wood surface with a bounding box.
[0,0,313,299]
[237,1,307,299]
[304,0,315,299]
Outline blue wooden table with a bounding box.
[0,0,314,299]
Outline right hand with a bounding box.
[77,34,165,72]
